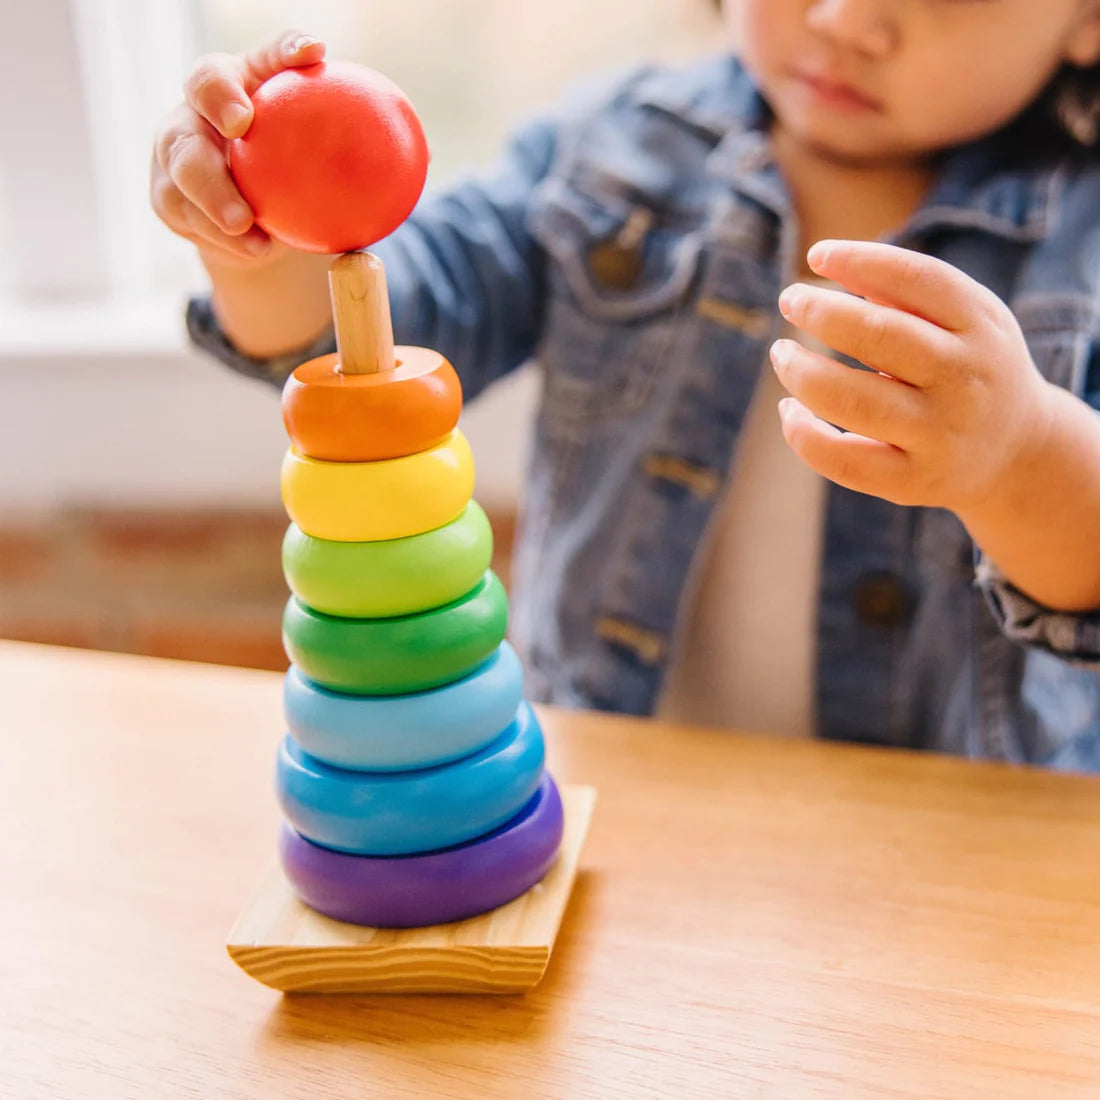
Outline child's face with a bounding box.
[726,0,1100,164]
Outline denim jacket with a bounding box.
[189,55,1100,769]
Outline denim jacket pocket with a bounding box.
[528,175,703,430]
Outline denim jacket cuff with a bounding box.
[185,295,336,389]
[975,555,1100,663]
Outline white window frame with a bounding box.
[0,0,579,511]
[0,0,206,359]
[0,0,303,513]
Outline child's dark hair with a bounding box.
[1011,63,1100,161]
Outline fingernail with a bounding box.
[770,338,793,371]
[290,35,320,54]
[244,235,271,256]
[778,398,795,421]
[778,287,803,319]
[223,202,252,232]
[222,102,251,135]
[807,241,830,268]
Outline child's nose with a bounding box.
[804,0,898,58]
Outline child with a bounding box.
[153,4,1100,768]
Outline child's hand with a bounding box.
[770,240,1056,514]
[150,30,326,266]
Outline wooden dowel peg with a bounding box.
[328,251,396,375]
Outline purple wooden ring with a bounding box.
[279,773,564,927]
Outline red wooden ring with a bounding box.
[282,347,463,461]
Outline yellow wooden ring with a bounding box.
[281,429,475,542]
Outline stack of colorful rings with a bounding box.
[277,346,564,928]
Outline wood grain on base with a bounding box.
[227,784,595,994]
[17,644,1100,1097]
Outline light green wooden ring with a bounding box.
[282,502,494,619]
[282,571,509,695]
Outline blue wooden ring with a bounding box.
[284,642,524,771]
[279,773,564,927]
[276,701,545,855]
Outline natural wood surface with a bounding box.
[328,250,395,374]
[5,640,1100,1099]
[228,786,595,994]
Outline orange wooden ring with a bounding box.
[282,347,463,462]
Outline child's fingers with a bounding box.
[778,282,956,388]
[770,339,925,450]
[185,32,325,138]
[152,176,269,262]
[238,29,326,94]
[778,398,914,503]
[181,202,272,261]
[156,175,271,260]
[805,240,991,334]
[184,53,255,139]
[154,106,254,235]
[149,163,258,258]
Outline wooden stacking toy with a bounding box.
[225,61,594,994]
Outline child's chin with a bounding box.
[780,112,910,166]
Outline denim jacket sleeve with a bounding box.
[975,334,1100,666]
[186,111,560,401]
[967,159,1100,668]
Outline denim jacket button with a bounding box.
[588,240,642,290]
[586,206,654,291]
[853,572,913,628]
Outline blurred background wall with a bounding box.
[0,0,715,669]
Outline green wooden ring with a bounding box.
[283,571,509,695]
[282,502,494,619]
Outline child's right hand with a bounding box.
[151,30,326,267]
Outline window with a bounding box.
[0,0,714,509]
[1,2,205,352]
[3,0,716,339]
[201,0,718,186]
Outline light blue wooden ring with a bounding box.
[276,701,545,855]
[284,642,524,771]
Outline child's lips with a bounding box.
[793,70,882,112]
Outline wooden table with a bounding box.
[4,641,1100,1098]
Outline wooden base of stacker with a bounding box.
[227,785,596,994]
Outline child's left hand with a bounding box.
[771,240,1056,514]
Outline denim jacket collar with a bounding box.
[633,54,1060,243]
[906,141,1062,243]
